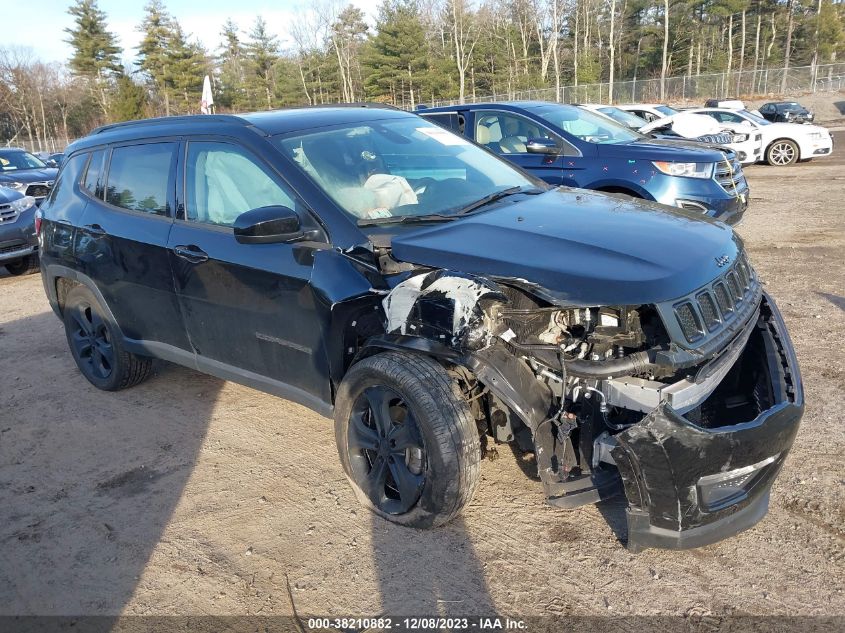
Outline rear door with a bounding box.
[471,110,581,186]
[77,140,189,350]
[168,138,330,401]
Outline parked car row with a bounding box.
[30,104,803,553]
[609,102,833,166]
[419,101,749,224]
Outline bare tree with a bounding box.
[660,0,669,100]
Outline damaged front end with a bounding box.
[371,251,802,552]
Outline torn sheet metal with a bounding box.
[382,270,506,348]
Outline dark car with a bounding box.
[418,102,748,225]
[0,187,39,275]
[0,148,58,202]
[38,107,802,552]
[759,101,814,124]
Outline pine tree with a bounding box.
[109,74,147,121]
[137,0,176,115]
[217,19,249,111]
[167,23,209,114]
[65,0,122,77]
[364,0,428,107]
[244,17,280,110]
[64,0,122,115]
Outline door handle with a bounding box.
[173,244,209,263]
[83,223,107,237]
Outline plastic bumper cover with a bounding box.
[610,293,803,552]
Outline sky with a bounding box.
[6,0,383,66]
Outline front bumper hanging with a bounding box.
[610,293,803,552]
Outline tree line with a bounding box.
[1,0,843,148]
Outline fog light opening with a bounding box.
[697,454,779,510]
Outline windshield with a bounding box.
[0,151,46,172]
[275,118,540,222]
[655,105,679,116]
[598,107,648,129]
[739,110,771,125]
[530,104,643,144]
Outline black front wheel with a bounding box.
[62,285,152,391]
[335,352,481,528]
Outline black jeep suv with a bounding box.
[38,107,803,551]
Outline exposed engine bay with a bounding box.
[371,251,801,550]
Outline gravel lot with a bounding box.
[1,136,843,628]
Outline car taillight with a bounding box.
[34,209,42,236]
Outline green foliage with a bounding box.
[109,75,147,121]
[136,0,207,114]
[244,17,280,110]
[64,0,122,78]
[364,0,428,106]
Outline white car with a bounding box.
[616,104,680,123]
[639,111,763,165]
[577,104,649,130]
[686,108,834,166]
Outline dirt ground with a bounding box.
[1,138,844,628]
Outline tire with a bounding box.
[62,285,152,391]
[4,253,39,276]
[766,139,799,166]
[335,351,481,528]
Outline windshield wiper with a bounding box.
[357,213,454,227]
[454,186,540,216]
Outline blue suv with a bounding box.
[419,102,749,225]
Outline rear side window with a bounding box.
[41,153,87,210]
[82,149,107,199]
[422,113,464,134]
[185,141,295,227]
[105,143,176,215]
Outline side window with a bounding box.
[423,113,465,135]
[185,141,296,227]
[105,143,176,215]
[41,152,87,210]
[475,112,546,155]
[82,149,107,199]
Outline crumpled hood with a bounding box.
[390,188,742,306]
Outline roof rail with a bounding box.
[90,114,248,136]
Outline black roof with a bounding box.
[70,104,411,154]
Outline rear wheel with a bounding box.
[766,139,799,166]
[4,254,39,276]
[335,351,481,528]
[62,285,152,391]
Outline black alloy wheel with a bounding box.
[347,385,426,515]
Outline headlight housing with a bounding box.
[731,133,749,143]
[652,161,714,179]
[1,181,26,192]
[10,195,36,213]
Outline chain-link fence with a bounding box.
[430,62,845,107]
[3,138,75,154]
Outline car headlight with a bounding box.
[10,196,36,213]
[652,161,714,179]
[1,181,26,192]
[731,133,749,143]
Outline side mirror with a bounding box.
[234,205,304,244]
[525,138,560,155]
[45,159,58,168]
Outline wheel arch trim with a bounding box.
[357,334,553,431]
